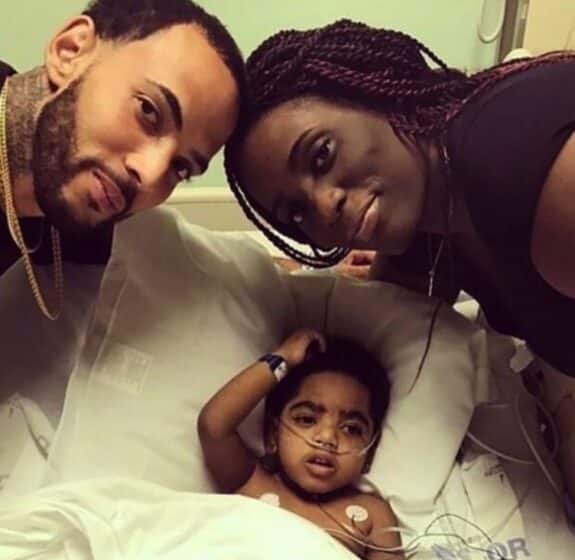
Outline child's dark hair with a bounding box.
[264,336,390,467]
[83,0,245,108]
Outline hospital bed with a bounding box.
[0,204,574,559]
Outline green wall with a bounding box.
[0,1,501,188]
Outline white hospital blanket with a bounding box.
[0,478,355,560]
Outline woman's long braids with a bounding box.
[225,19,574,267]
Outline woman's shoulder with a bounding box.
[447,58,575,247]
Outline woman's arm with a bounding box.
[531,131,575,298]
[197,328,325,493]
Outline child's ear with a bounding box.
[264,418,279,454]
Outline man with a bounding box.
[0,0,244,319]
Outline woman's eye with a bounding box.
[173,157,192,182]
[138,97,160,130]
[311,138,333,174]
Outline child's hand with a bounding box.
[275,329,326,369]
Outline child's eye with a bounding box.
[293,414,316,427]
[341,423,364,437]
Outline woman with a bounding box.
[224,20,575,494]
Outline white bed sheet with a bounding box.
[0,477,355,560]
[1,208,574,559]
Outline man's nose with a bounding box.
[124,141,177,193]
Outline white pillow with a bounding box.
[45,208,484,520]
[45,207,298,491]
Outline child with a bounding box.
[198,328,402,559]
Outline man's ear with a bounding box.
[45,16,99,88]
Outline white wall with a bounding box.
[524,0,575,52]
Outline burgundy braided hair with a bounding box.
[225,19,574,267]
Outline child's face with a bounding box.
[275,370,376,495]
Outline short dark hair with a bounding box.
[83,0,245,102]
[264,336,390,464]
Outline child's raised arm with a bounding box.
[197,328,325,492]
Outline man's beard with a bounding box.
[31,77,136,235]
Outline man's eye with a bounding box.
[311,138,333,174]
[138,97,160,129]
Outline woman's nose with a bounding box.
[309,180,347,226]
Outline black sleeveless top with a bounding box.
[394,59,575,375]
[0,61,112,278]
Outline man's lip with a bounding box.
[93,169,126,214]
[350,195,377,243]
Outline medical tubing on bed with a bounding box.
[446,467,530,544]
[467,391,575,530]
[467,393,561,487]
[9,394,51,460]
[320,514,510,558]
[514,393,562,496]
[316,473,509,559]
[514,393,575,529]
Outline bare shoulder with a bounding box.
[355,492,397,526]
[355,493,403,559]
[531,130,575,298]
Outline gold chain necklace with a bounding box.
[0,81,63,320]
